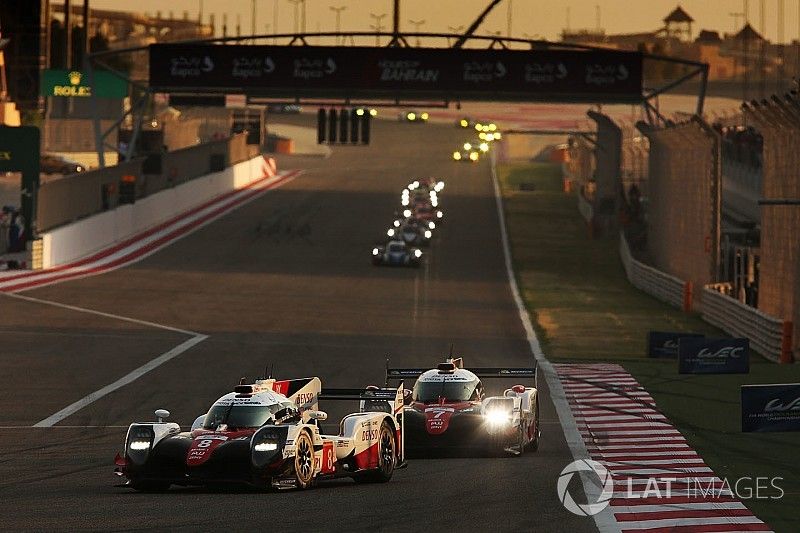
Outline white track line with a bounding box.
[490,153,620,533]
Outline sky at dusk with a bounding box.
[86,0,800,44]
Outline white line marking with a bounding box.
[34,334,207,427]
[490,153,620,533]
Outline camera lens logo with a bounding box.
[557,459,614,516]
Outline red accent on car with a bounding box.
[353,440,381,470]
[512,385,526,394]
[271,380,290,395]
[185,430,255,466]
[114,452,126,468]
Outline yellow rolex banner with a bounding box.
[40,69,127,98]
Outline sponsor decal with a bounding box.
[462,61,507,83]
[40,69,127,98]
[232,56,276,79]
[524,62,568,84]
[678,337,749,374]
[742,383,800,432]
[169,56,215,78]
[647,331,704,358]
[293,57,337,79]
[379,60,439,82]
[585,63,629,86]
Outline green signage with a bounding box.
[40,69,128,98]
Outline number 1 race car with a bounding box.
[114,376,405,491]
[386,358,539,456]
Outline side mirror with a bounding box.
[154,409,170,423]
[305,410,328,422]
[403,389,414,406]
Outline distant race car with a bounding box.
[453,142,483,162]
[388,219,432,246]
[114,376,405,491]
[386,358,539,455]
[456,117,476,129]
[355,107,378,117]
[267,103,302,114]
[411,204,443,224]
[407,178,444,193]
[372,239,423,267]
[399,110,429,123]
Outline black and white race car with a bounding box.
[386,358,539,456]
[372,239,423,267]
[114,377,405,491]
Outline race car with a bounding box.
[401,188,440,209]
[395,212,437,234]
[388,219,432,246]
[411,204,443,224]
[355,107,378,117]
[114,376,405,491]
[372,239,423,267]
[399,110,429,123]
[453,143,481,162]
[407,178,445,193]
[386,358,539,455]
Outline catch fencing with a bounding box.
[637,117,721,307]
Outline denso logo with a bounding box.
[764,397,800,412]
[295,392,315,406]
[697,347,743,359]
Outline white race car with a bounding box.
[114,376,405,491]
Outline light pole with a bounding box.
[447,24,464,46]
[330,5,346,45]
[408,18,425,46]
[370,13,387,45]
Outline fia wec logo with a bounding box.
[697,346,744,359]
[765,397,800,412]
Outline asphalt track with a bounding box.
[0,116,596,532]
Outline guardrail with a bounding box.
[701,284,791,363]
[619,233,689,311]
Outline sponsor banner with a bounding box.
[148,44,643,103]
[40,69,127,98]
[647,331,704,358]
[678,337,750,374]
[742,383,800,432]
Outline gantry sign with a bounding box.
[148,44,643,104]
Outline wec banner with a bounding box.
[148,44,643,103]
[678,337,749,374]
[647,331,704,358]
[742,383,800,432]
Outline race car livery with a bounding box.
[386,358,539,455]
[114,377,405,491]
[372,239,423,267]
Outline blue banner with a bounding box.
[742,383,800,432]
[678,337,749,374]
[647,331,704,358]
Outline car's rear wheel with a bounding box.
[293,431,315,489]
[356,421,395,483]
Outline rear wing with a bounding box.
[319,383,405,417]
[386,365,537,385]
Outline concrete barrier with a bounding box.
[41,155,275,268]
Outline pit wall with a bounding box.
[40,155,275,269]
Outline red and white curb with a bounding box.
[555,363,772,533]
[0,168,300,293]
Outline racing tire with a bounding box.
[293,431,315,490]
[355,421,396,483]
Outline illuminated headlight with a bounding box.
[370,108,378,117]
[421,112,429,120]
[414,249,422,258]
[436,181,444,191]
[480,143,489,152]
[126,426,154,465]
[393,220,401,227]
[485,409,512,427]
[429,222,436,229]
[372,248,379,255]
[479,132,487,140]
[486,133,495,141]
[494,132,502,139]
[482,125,490,132]
[463,142,472,150]
[453,151,461,160]
[402,198,409,206]
[356,108,365,116]
[475,123,482,131]
[128,440,150,451]
[403,209,412,217]
[387,229,395,236]
[431,199,438,207]
[469,152,479,161]
[489,123,497,131]
[460,119,468,127]
[436,211,443,218]
[424,230,432,238]
[254,441,278,452]
[407,112,416,120]
[412,181,419,188]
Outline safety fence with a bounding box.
[702,284,790,363]
[619,233,688,311]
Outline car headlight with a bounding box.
[402,198,409,206]
[421,112,429,120]
[413,181,419,188]
[436,181,444,191]
[414,249,422,258]
[126,426,154,465]
[393,220,401,227]
[424,230,432,238]
[407,112,416,121]
[372,248,379,255]
[489,123,497,131]
[453,151,461,160]
[463,142,472,150]
[479,132,487,140]
[370,108,378,117]
[486,133,495,142]
[431,200,438,207]
[356,108,365,116]
[128,440,150,451]
[437,211,443,218]
[387,229,395,236]
[485,408,512,427]
[482,125,490,132]
[480,143,489,152]
[494,132,502,139]
[403,209,412,217]
[254,441,278,452]
[429,222,436,229]
[475,123,482,131]
[469,152,479,161]
[460,119,468,127]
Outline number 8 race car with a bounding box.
[386,357,539,456]
[114,376,405,491]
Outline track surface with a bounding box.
[0,117,595,532]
